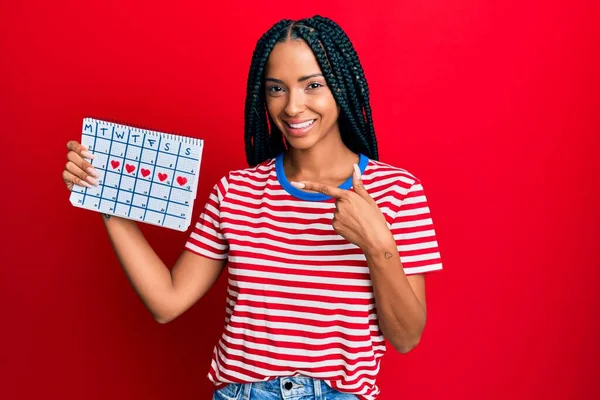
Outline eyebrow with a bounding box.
[265,73,324,84]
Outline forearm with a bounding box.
[365,239,426,354]
[102,214,174,321]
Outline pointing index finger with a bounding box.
[291,181,348,199]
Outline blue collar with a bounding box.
[275,152,370,201]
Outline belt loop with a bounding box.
[241,382,252,400]
[313,377,322,399]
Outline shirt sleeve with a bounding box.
[390,178,443,275]
[184,175,229,260]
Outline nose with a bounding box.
[284,89,306,116]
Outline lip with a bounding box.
[282,119,317,137]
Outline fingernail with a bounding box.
[290,181,305,189]
[82,150,95,160]
[86,176,98,186]
[353,163,361,179]
[87,167,99,177]
[80,180,92,188]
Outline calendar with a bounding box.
[69,117,204,231]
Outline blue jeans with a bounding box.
[213,375,359,399]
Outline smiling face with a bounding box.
[264,39,341,151]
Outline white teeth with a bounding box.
[287,119,315,129]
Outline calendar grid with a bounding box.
[128,132,147,218]
[142,136,163,222]
[97,126,116,211]
[112,128,132,214]
[81,121,98,207]
[71,117,203,231]
[162,142,182,226]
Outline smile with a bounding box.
[284,119,316,129]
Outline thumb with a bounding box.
[352,163,371,200]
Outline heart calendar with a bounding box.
[69,117,204,231]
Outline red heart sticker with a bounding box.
[176,176,188,186]
[141,168,151,177]
[158,173,168,182]
[125,164,135,173]
[110,160,120,169]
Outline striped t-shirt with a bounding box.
[184,152,443,400]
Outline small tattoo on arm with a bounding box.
[384,252,393,259]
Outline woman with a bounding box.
[62,16,443,400]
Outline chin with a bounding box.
[284,135,320,151]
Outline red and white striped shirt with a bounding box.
[184,152,443,399]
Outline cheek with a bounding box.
[312,93,339,120]
[265,98,281,120]
[265,97,275,114]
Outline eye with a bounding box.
[307,82,324,90]
[266,85,285,97]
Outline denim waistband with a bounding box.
[241,375,326,398]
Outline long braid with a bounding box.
[318,17,378,159]
[244,16,378,166]
[311,16,378,160]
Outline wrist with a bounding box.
[362,234,396,258]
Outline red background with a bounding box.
[1,0,599,399]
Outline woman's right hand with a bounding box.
[62,140,100,192]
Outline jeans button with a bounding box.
[284,381,293,390]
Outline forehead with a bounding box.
[265,40,322,78]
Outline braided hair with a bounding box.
[244,15,379,167]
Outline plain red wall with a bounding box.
[1,0,598,399]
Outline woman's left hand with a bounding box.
[290,164,395,253]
